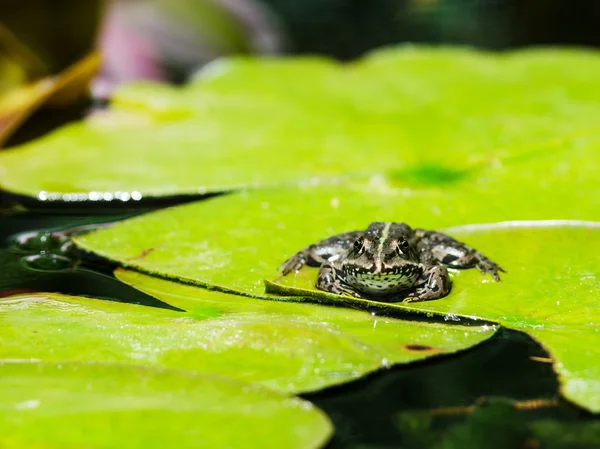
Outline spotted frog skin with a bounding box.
[280,222,504,302]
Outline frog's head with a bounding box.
[342,222,419,277]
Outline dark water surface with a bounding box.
[1,207,598,449]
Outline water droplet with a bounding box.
[21,254,75,272]
[11,231,67,253]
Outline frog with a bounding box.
[279,222,504,302]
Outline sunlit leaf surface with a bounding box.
[0,287,494,394]
[1,48,600,197]
[0,360,332,449]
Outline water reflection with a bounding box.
[0,211,178,310]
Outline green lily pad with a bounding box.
[0,288,494,394]
[0,361,332,449]
[2,47,600,197]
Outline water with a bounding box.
[310,327,592,448]
[0,210,178,309]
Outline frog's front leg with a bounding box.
[280,250,310,276]
[316,262,364,298]
[280,231,363,275]
[414,229,505,281]
[403,265,451,302]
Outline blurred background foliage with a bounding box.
[0,0,101,73]
[1,0,600,147]
[2,0,600,70]
[3,0,600,78]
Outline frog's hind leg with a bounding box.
[316,263,363,298]
[403,265,451,302]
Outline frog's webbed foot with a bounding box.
[316,263,363,298]
[403,265,451,303]
[475,255,506,282]
[280,251,309,276]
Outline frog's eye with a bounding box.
[353,239,365,254]
[396,239,410,254]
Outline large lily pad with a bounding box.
[72,167,600,411]
[2,47,600,197]
[0,288,494,394]
[0,361,332,449]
